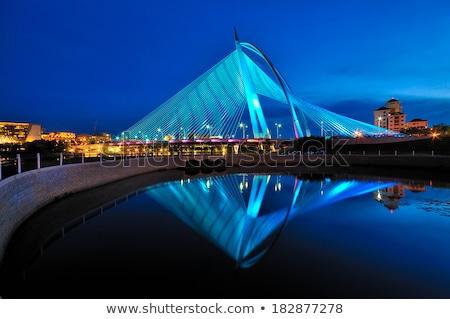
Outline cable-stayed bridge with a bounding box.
[126,29,392,141]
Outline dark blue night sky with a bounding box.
[1,0,450,136]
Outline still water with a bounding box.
[1,172,450,298]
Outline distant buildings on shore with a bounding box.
[373,97,428,132]
[0,121,42,144]
[41,131,76,143]
[0,98,438,145]
[0,121,111,147]
[408,118,428,129]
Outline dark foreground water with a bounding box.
[1,172,450,298]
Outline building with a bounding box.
[70,144,106,157]
[407,118,428,129]
[373,184,405,213]
[373,106,389,129]
[41,131,76,143]
[76,133,112,145]
[93,133,112,143]
[0,121,42,144]
[76,134,91,145]
[373,97,407,132]
[374,183,426,213]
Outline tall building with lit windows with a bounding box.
[0,121,42,144]
[373,97,407,132]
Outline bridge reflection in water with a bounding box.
[6,171,449,298]
[145,174,396,268]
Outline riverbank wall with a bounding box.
[0,157,185,264]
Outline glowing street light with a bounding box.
[180,127,185,139]
[205,124,212,138]
[239,123,247,139]
[378,116,382,127]
[275,123,282,138]
[157,128,161,140]
[121,131,126,156]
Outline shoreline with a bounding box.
[1,155,450,270]
[1,160,450,297]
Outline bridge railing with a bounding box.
[0,153,105,181]
[1,147,447,182]
[0,150,228,181]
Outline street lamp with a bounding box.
[205,125,212,138]
[239,123,247,139]
[180,127,185,139]
[144,134,148,155]
[275,123,282,138]
[121,131,125,156]
[157,128,162,155]
[157,128,161,140]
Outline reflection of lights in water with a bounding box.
[239,175,249,193]
[377,191,382,201]
[180,179,184,186]
[320,190,324,195]
[239,180,248,192]
[274,176,282,192]
[206,178,212,189]
[274,182,282,192]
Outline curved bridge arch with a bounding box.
[125,31,393,140]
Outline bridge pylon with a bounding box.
[234,28,271,138]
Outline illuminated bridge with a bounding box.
[126,29,391,140]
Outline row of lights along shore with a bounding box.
[122,122,285,141]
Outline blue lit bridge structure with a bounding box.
[125,29,392,141]
[146,174,395,268]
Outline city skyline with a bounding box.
[1,0,450,136]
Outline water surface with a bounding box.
[1,172,449,298]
